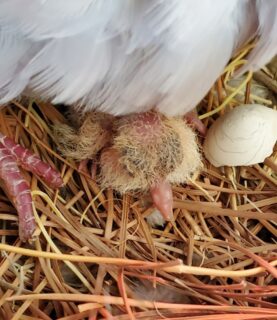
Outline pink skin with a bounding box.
[0,134,63,242]
[78,159,97,179]
[185,111,207,136]
[150,180,173,220]
[78,111,206,223]
[78,159,89,174]
[150,112,205,221]
[120,111,205,221]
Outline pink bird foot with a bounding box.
[0,134,63,242]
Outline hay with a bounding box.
[0,47,276,320]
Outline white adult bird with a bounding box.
[0,0,276,241]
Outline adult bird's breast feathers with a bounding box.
[0,0,276,116]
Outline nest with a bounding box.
[0,47,276,319]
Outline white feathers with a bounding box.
[238,0,277,74]
[0,0,276,116]
[0,0,130,40]
[0,31,33,101]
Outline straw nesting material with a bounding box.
[0,48,276,320]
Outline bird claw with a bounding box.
[0,134,63,242]
[184,111,207,136]
[78,159,97,179]
[78,159,90,174]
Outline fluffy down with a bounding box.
[54,110,201,220]
[100,112,201,193]
[54,111,201,193]
[53,112,114,160]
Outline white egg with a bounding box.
[203,104,277,167]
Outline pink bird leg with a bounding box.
[0,134,63,241]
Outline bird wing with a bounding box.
[238,0,277,74]
[0,0,271,116]
[0,0,127,102]
[0,0,132,39]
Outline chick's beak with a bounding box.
[150,179,174,221]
